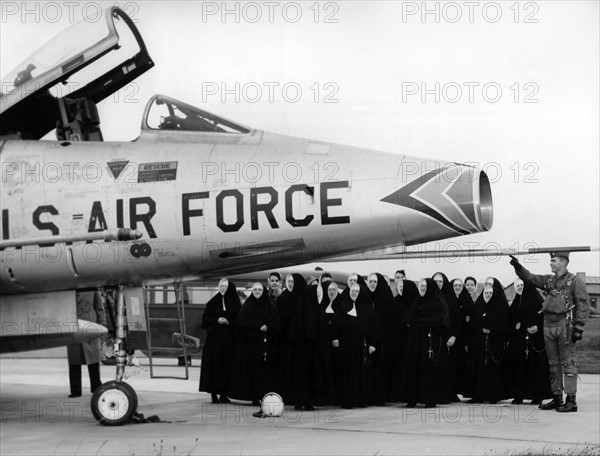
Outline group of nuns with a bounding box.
[198,270,551,411]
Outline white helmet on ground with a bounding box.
[261,392,284,417]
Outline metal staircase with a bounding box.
[144,283,190,380]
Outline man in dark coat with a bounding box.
[508,279,552,405]
[401,278,450,408]
[67,290,107,397]
[229,282,281,406]
[199,278,241,403]
[332,284,380,409]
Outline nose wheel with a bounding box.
[91,380,138,426]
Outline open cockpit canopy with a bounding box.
[0,6,153,139]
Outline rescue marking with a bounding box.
[138,161,178,183]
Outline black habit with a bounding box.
[320,280,343,405]
[229,284,281,403]
[289,284,334,408]
[401,278,451,406]
[199,280,241,396]
[275,273,307,402]
[332,285,380,409]
[388,279,419,402]
[508,281,552,402]
[471,279,510,403]
[367,273,395,404]
[447,279,476,398]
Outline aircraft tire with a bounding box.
[91,380,138,426]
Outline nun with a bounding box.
[508,279,552,405]
[289,284,333,410]
[447,278,476,401]
[401,278,450,408]
[199,278,241,404]
[229,282,281,406]
[389,277,419,402]
[366,272,395,405]
[274,273,307,402]
[470,280,511,404]
[331,284,380,409]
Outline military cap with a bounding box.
[550,251,570,260]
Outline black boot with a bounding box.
[539,394,564,410]
[211,394,219,404]
[556,395,577,413]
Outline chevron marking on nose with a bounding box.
[380,167,475,235]
[416,166,479,233]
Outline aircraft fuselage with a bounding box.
[1,129,492,295]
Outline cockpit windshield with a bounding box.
[144,95,251,134]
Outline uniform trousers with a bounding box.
[543,315,577,395]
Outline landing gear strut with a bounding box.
[91,285,139,426]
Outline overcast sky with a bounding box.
[2,1,598,286]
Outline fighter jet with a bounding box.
[0,7,493,424]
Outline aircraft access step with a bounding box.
[144,283,191,380]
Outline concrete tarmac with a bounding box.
[1,358,599,456]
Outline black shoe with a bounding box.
[540,395,564,410]
[294,405,303,410]
[304,405,314,411]
[406,402,417,408]
[511,398,523,404]
[219,396,231,404]
[467,397,482,404]
[252,410,265,418]
[556,395,577,413]
[424,403,436,408]
[211,394,219,404]
[530,399,541,405]
[68,393,81,398]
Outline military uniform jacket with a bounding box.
[516,268,590,331]
[67,291,107,365]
